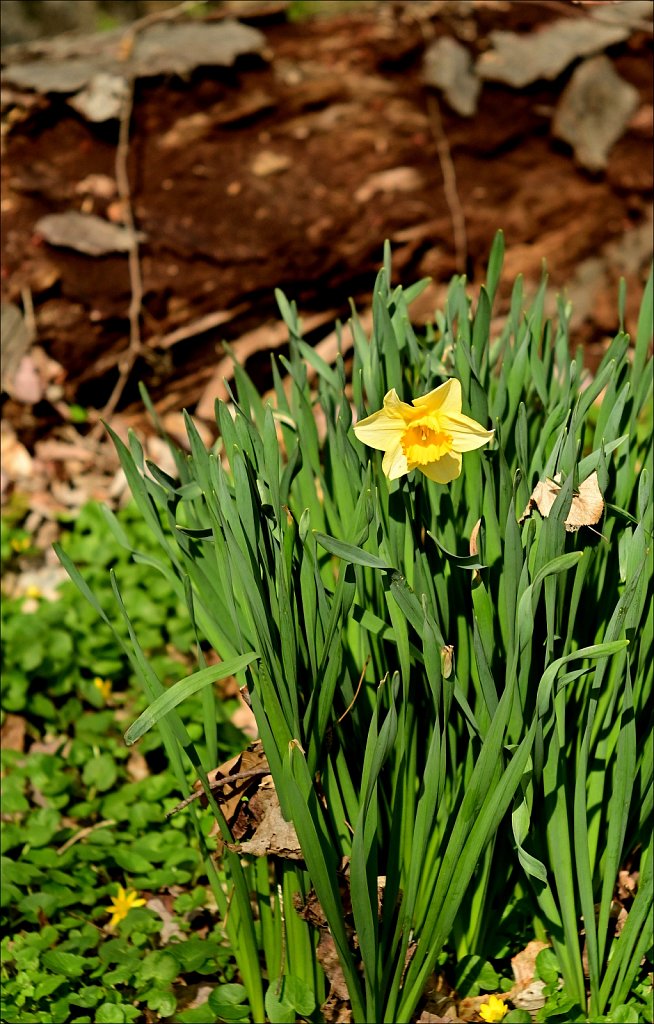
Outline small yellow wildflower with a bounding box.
[479,994,509,1023]
[24,585,43,600]
[93,677,112,701]
[106,885,146,928]
[11,537,30,552]
[353,379,493,484]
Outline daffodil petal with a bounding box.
[441,411,494,452]
[353,398,407,452]
[382,443,409,480]
[418,451,462,483]
[412,378,461,415]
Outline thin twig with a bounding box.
[90,1,198,439]
[166,767,270,816]
[126,0,200,36]
[57,818,116,855]
[89,75,141,439]
[426,93,467,273]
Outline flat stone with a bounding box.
[552,55,639,171]
[476,1,651,88]
[422,36,480,117]
[67,72,128,122]
[35,211,146,256]
[2,19,266,95]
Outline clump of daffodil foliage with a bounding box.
[60,235,653,1024]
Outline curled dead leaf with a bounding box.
[0,714,27,752]
[231,780,303,860]
[167,742,269,820]
[318,933,350,1002]
[520,471,604,532]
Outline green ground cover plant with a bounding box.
[55,235,653,1023]
[1,506,249,1023]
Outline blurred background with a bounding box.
[1,0,652,528]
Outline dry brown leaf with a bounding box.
[10,355,44,404]
[1,302,34,396]
[1,421,34,486]
[355,166,423,203]
[230,695,259,740]
[167,743,269,821]
[499,938,550,1012]
[126,751,150,783]
[520,471,604,532]
[318,933,350,1002]
[511,939,550,987]
[147,897,185,943]
[0,714,27,752]
[617,868,638,900]
[251,150,291,176]
[35,211,146,256]
[234,780,303,860]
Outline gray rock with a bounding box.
[35,211,146,256]
[476,1,651,88]
[2,18,266,96]
[552,55,639,171]
[423,36,480,117]
[67,71,128,121]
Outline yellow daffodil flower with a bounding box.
[353,379,493,483]
[106,885,146,928]
[479,994,509,1022]
[93,677,112,701]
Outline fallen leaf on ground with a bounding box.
[35,211,145,256]
[251,149,291,176]
[355,166,423,203]
[7,355,43,404]
[510,939,550,987]
[147,897,185,943]
[126,751,150,783]
[1,302,33,394]
[318,933,350,1002]
[167,742,269,822]
[1,421,34,490]
[0,714,27,752]
[233,778,303,860]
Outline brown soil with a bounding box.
[2,0,652,447]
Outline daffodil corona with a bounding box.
[353,379,493,483]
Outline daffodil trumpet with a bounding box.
[353,378,494,483]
